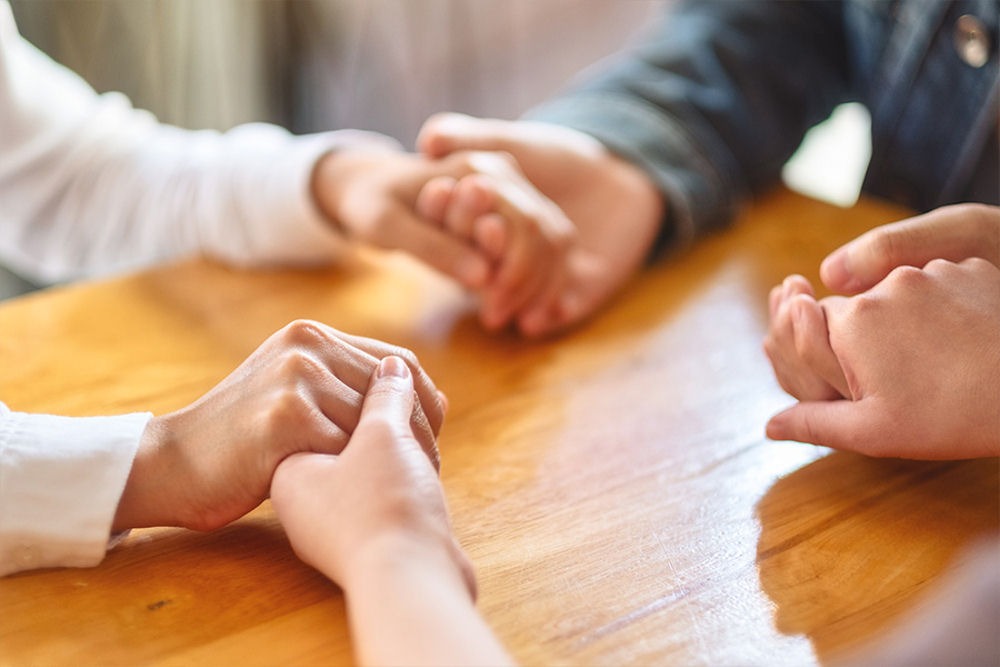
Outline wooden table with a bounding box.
[1,189,996,666]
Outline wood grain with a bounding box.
[0,188,996,666]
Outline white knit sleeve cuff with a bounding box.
[0,409,151,576]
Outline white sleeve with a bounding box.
[0,0,397,285]
[0,402,151,576]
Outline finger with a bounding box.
[295,353,435,461]
[516,264,570,338]
[535,254,611,336]
[418,112,514,158]
[277,321,446,441]
[479,228,552,331]
[445,175,496,240]
[763,289,837,401]
[378,200,491,289]
[789,295,850,398]
[769,275,812,327]
[307,370,364,449]
[473,213,508,262]
[484,191,575,330]
[505,212,574,335]
[332,329,447,438]
[780,274,815,304]
[815,294,860,398]
[357,356,440,470]
[769,284,782,321]
[415,176,457,226]
[766,399,876,453]
[763,331,838,402]
[820,206,1000,294]
[821,226,928,295]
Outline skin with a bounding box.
[417,112,665,337]
[765,204,1000,459]
[271,356,512,667]
[112,320,444,533]
[416,157,577,332]
[820,203,1000,293]
[311,147,496,290]
[312,146,580,335]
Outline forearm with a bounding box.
[342,539,513,667]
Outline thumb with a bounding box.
[356,356,416,438]
[820,222,934,294]
[356,356,441,471]
[820,206,999,294]
[418,112,512,158]
[766,399,874,454]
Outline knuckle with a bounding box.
[961,256,992,272]
[493,150,518,172]
[922,257,955,275]
[883,264,926,288]
[784,274,811,292]
[281,319,328,346]
[839,292,878,325]
[387,345,420,369]
[279,349,324,380]
[466,149,517,175]
[269,387,310,427]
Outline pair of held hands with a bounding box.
[312,113,663,338]
[114,320,474,601]
[765,203,1000,459]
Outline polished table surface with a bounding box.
[0,189,996,666]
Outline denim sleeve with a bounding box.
[526,0,853,254]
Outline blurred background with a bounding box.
[2,0,868,299]
[9,0,663,140]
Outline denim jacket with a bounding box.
[528,0,999,250]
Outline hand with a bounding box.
[273,356,511,666]
[820,203,1000,294]
[270,356,474,597]
[113,320,444,532]
[767,258,1000,459]
[418,112,665,336]
[416,156,577,333]
[311,147,495,289]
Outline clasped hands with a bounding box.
[765,204,1000,459]
[311,113,665,338]
[115,320,474,601]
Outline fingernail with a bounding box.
[378,355,410,379]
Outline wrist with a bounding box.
[112,415,175,532]
[341,531,475,603]
[310,151,350,236]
